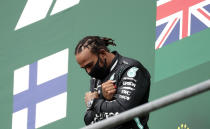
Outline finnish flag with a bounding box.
[12,49,69,129]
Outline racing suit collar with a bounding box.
[109,51,120,72]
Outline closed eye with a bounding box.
[83,62,93,69]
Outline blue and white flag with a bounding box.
[12,48,69,129]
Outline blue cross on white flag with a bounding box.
[12,48,69,129]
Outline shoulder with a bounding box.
[120,56,150,79]
[120,56,140,67]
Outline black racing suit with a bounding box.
[84,51,151,129]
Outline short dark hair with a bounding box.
[75,36,116,55]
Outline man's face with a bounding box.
[76,48,101,73]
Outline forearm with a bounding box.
[84,109,97,125]
[92,68,150,114]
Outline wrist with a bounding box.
[87,98,95,109]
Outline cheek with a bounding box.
[99,58,105,67]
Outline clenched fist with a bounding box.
[102,80,117,100]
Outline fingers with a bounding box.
[102,80,116,85]
[93,91,98,94]
[84,92,98,101]
[104,86,116,92]
[107,89,116,94]
[102,80,117,93]
[85,91,91,96]
[101,80,117,100]
[102,80,116,88]
[93,92,99,98]
[102,83,116,92]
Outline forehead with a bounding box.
[76,48,97,66]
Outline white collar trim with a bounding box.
[110,60,118,72]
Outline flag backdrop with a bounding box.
[12,49,68,129]
[155,0,210,82]
[0,0,209,129]
[155,0,210,50]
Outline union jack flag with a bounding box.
[155,0,210,50]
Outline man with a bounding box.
[75,36,151,129]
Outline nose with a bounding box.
[86,68,91,74]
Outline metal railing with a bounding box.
[81,79,210,129]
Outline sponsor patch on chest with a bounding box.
[123,81,136,87]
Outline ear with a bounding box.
[99,49,107,58]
